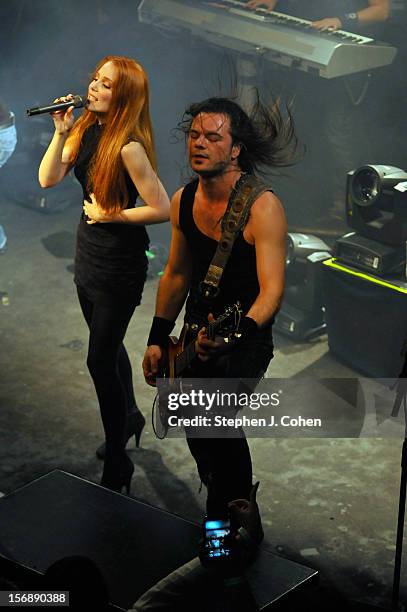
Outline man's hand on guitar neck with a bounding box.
[142,345,163,387]
[196,312,260,361]
[195,313,230,362]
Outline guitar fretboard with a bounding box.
[174,320,217,377]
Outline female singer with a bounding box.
[39,56,170,493]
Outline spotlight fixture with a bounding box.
[275,233,332,340]
[336,165,407,277]
[286,233,331,267]
[346,164,407,246]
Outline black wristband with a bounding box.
[236,316,258,344]
[147,316,175,347]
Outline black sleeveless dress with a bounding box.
[73,123,149,306]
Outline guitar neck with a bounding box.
[174,321,217,377]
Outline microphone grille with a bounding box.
[73,95,86,109]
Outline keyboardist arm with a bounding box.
[246,0,277,11]
[347,1,390,26]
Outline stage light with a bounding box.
[346,164,407,246]
[275,233,332,340]
[286,233,331,267]
[334,164,407,277]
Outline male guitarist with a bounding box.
[143,97,295,517]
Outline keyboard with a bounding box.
[138,0,397,78]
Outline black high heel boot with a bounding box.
[96,411,146,460]
[131,410,146,448]
[100,453,134,495]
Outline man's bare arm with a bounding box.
[245,192,287,327]
[154,189,192,321]
[312,0,389,31]
[357,0,390,25]
[247,0,390,29]
[142,189,192,384]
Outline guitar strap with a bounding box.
[198,173,272,302]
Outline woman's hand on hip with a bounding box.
[83,193,115,224]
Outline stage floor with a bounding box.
[0,192,405,608]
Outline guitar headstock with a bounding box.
[208,301,243,340]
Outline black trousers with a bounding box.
[185,326,274,517]
[77,287,138,458]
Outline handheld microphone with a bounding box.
[26,95,87,117]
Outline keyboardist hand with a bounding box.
[311,17,342,32]
[246,0,277,11]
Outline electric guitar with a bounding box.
[154,302,243,438]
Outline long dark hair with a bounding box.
[178,93,301,175]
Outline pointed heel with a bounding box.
[130,411,145,449]
[134,428,143,449]
[96,410,146,460]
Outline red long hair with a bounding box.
[67,56,156,214]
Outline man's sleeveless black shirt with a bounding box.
[179,178,266,326]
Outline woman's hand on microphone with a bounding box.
[50,94,75,135]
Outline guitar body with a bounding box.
[155,325,190,439]
[166,325,189,381]
[153,305,242,439]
